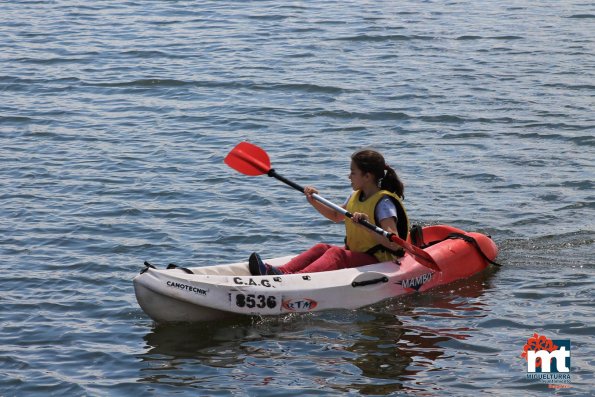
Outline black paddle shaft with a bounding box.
[267,169,305,193]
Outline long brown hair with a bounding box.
[351,149,404,198]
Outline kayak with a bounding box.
[133,224,498,323]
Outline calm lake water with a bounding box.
[1,1,593,396]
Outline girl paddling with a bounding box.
[249,149,409,275]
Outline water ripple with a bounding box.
[1,0,593,395]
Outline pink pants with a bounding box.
[278,243,379,274]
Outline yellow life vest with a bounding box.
[345,190,410,262]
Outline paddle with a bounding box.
[224,141,440,271]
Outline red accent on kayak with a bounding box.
[410,225,499,290]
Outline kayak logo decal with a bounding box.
[166,281,208,296]
[396,273,433,291]
[282,298,318,312]
[233,277,276,288]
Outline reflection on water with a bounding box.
[137,269,497,395]
[345,270,495,395]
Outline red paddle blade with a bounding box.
[390,234,440,271]
[224,141,271,176]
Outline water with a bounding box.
[1,0,593,395]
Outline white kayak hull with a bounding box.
[133,225,498,323]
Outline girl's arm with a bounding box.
[376,217,403,250]
[351,214,402,250]
[304,186,345,223]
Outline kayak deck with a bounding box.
[133,225,498,323]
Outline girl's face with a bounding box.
[349,161,371,190]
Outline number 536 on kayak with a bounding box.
[231,292,280,314]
